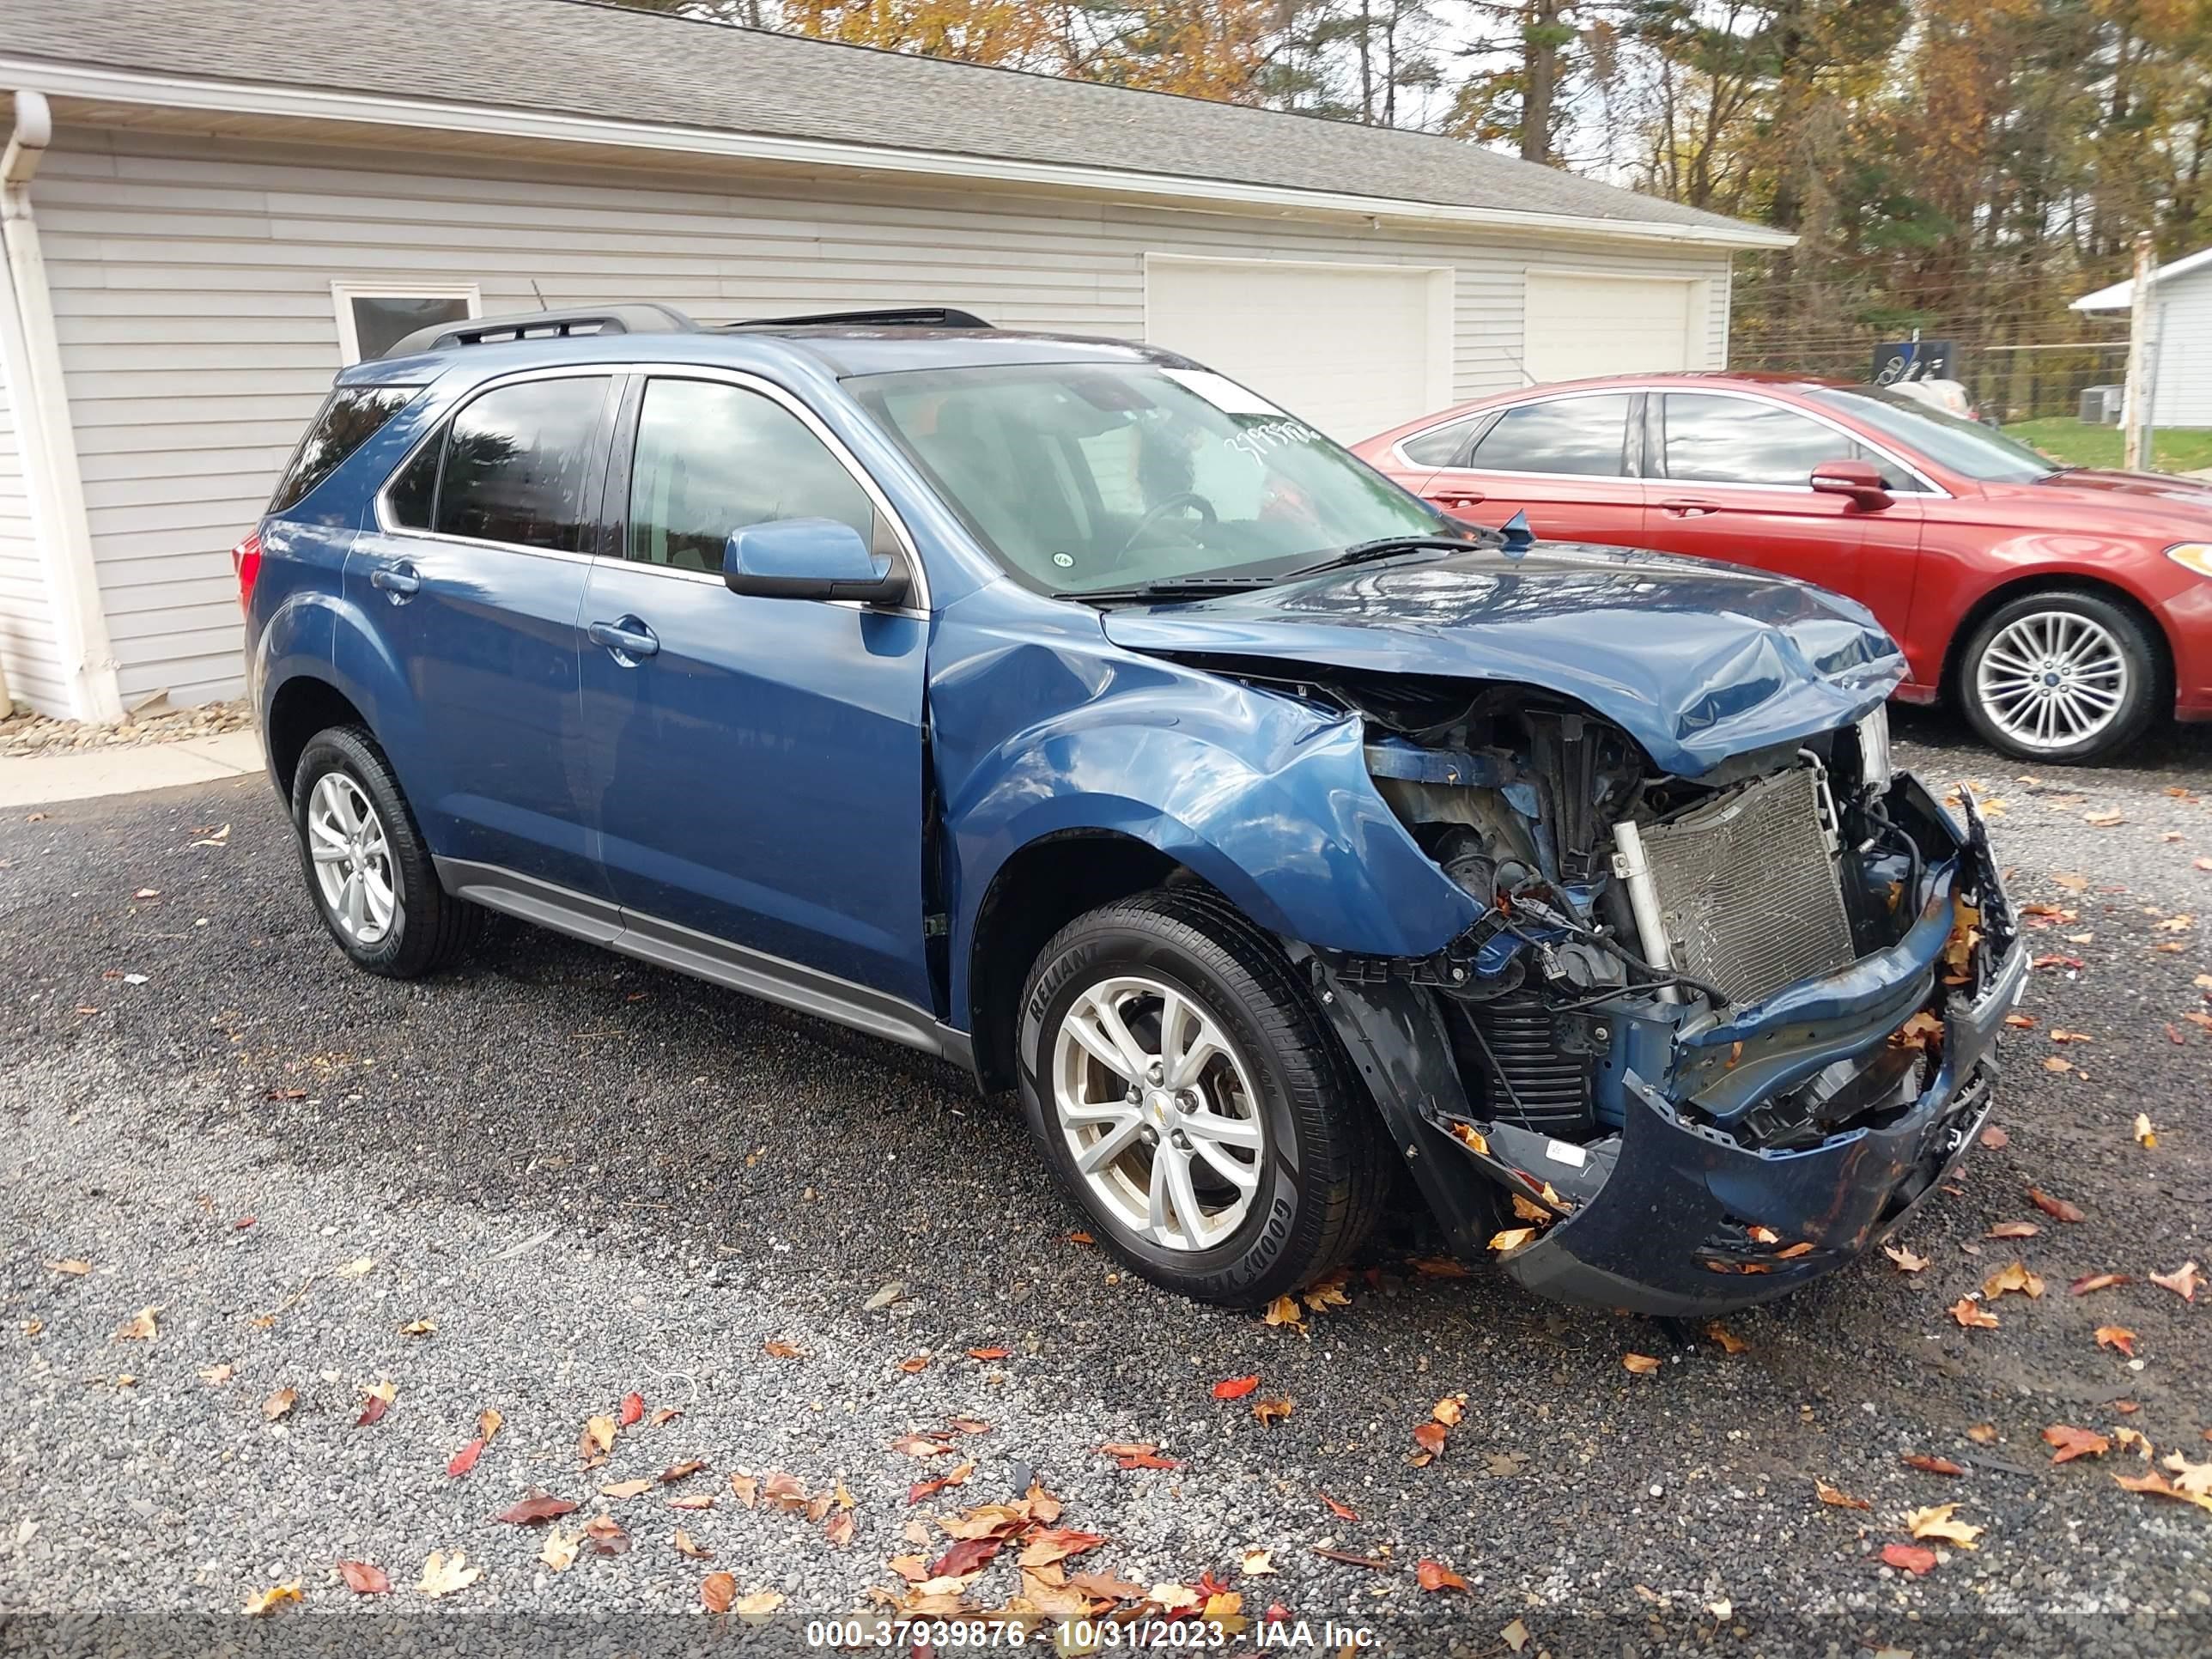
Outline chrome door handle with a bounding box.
[370,562,421,600]
[587,618,660,662]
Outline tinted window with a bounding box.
[1401,416,1481,467]
[627,380,874,572]
[1466,395,1632,476]
[1807,387,2055,483]
[270,385,421,514]
[1662,393,1855,486]
[386,437,441,528]
[434,377,611,551]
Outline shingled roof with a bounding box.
[0,0,1785,246]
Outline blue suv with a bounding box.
[242,303,2028,1315]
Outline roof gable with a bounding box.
[2072,245,2212,310]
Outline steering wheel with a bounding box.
[1115,492,1217,558]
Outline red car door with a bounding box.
[1637,390,1923,643]
[1414,391,1645,545]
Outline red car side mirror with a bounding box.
[1809,459,1893,513]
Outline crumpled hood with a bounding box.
[1100,543,1905,777]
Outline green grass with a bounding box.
[2005,416,2212,474]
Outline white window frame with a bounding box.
[331,280,483,366]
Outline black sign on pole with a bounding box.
[1871,340,1957,384]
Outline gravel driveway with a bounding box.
[2,710,2207,1656]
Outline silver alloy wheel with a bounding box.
[307,771,399,946]
[1050,974,1265,1252]
[1974,610,2130,751]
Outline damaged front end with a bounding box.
[1297,678,2029,1315]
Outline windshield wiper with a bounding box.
[1279,534,1486,581]
[1071,575,1275,605]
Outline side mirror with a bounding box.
[722,518,909,605]
[1809,459,1893,513]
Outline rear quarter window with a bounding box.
[270,384,422,514]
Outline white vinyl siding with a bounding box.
[29,126,1735,706]
[2148,271,2212,428]
[0,325,67,715]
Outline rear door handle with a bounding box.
[1658,498,1721,518]
[1430,486,1486,507]
[369,562,421,600]
[587,617,660,662]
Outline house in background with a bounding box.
[2073,246,2212,429]
[0,0,1786,721]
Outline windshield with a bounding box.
[1807,387,2058,483]
[847,360,1458,594]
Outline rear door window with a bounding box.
[270,384,422,514]
[1465,395,1634,477]
[434,376,615,552]
[1401,416,1483,467]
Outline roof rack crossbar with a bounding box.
[383,302,700,359]
[719,307,994,331]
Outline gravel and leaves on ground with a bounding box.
[0,695,252,759]
[2,713,2209,1654]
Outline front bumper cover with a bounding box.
[1316,775,2028,1315]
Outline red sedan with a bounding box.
[1355,374,2212,763]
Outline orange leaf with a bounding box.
[1413,1421,1449,1456]
[763,1340,801,1358]
[1950,1297,1999,1330]
[1987,1221,2039,1239]
[1321,1492,1359,1521]
[1816,1480,1869,1510]
[2026,1188,2084,1223]
[619,1393,644,1426]
[495,1491,579,1526]
[896,1355,930,1374]
[701,1572,736,1613]
[1252,1395,1294,1426]
[1415,1559,1468,1593]
[2069,1273,2128,1294]
[447,1438,484,1478]
[1705,1322,1748,1355]
[1622,1352,1662,1375]
[337,1560,389,1595]
[1983,1261,2044,1301]
[967,1346,1012,1361]
[1881,1543,1937,1576]
[1883,1244,1929,1273]
[1212,1374,1261,1401]
[2095,1326,2137,1358]
[1966,1423,1998,1443]
[1903,1454,1965,1475]
[2043,1425,2111,1464]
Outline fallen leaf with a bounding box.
[2113,1468,2212,1512]
[668,1494,714,1511]
[2135,1114,2159,1149]
[2116,1427,2153,1457]
[582,1515,631,1557]
[1987,1221,2039,1239]
[1980,1124,2013,1146]
[1881,1542,1937,1576]
[1408,1255,1471,1278]
[580,1414,617,1458]
[1302,1271,1352,1311]
[1967,1423,1998,1444]
[1622,1352,1662,1376]
[1252,1395,1294,1426]
[1983,1261,2044,1301]
[356,1379,396,1427]
[333,1257,374,1279]
[1212,1374,1261,1401]
[908,1461,976,1503]
[2027,1188,2085,1223]
[648,1407,681,1427]
[728,1473,757,1508]
[734,1590,786,1620]
[2162,1453,2212,1496]
[495,1491,580,1526]
[398,1318,434,1337]
[2085,809,2125,827]
[45,1259,91,1276]
[198,1363,234,1385]
[1067,1231,1095,1244]
[1502,1616,1531,1652]
[1262,1294,1305,1328]
[337,1560,389,1595]
[700,1571,737,1613]
[1903,1454,1966,1476]
[1905,1502,1984,1547]
[2044,1425,2111,1464]
[1241,1548,1276,1576]
[263,1387,297,1421]
[114,1305,161,1341]
[1817,1480,1870,1510]
[1950,1297,1999,1330]
[896,1355,930,1374]
[661,1459,708,1485]
[1018,1528,1105,1569]
[416,1550,481,1598]
[1488,1227,1535,1252]
[599,1479,652,1499]
[1431,1395,1466,1426]
[763,1339,802,1358]
[1704,1322,1749,1355]
[823,1510,854,1548]
[2069,1273,2128,1295]
[2151,1261,2203,1302]
[619,1393,644,1426]
[2096,1326,2137,1358]
[478,1407,504,1444]
[1321,1492,1359,1521]
[1416,1559,1468,1592]
[1412,1421,1449,1458]
[242,1583,301,1616]
[966,1346,1012,1361]
[447,1438,484,1478]
[672,1529,712,1560]
[1885,1244,1929,1273]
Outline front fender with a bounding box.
[931,611,1478,1035]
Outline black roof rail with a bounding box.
[382,302,700,359]
[719,307,994,331]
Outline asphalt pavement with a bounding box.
[2,707,2208,1656]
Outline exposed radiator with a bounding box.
[1633,766,1857,1006]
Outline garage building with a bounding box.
[0,0,1785,720]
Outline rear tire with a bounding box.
[290,725,482,978]
[1017,887,1386,1308]
[1958,590,2159,763]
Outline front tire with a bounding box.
[1016,888,1386,1308]
[290,725,481,978]
[1959,591,2159,763]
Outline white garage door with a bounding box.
[1523,273,1703,384]
[1145,256,1448,441]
